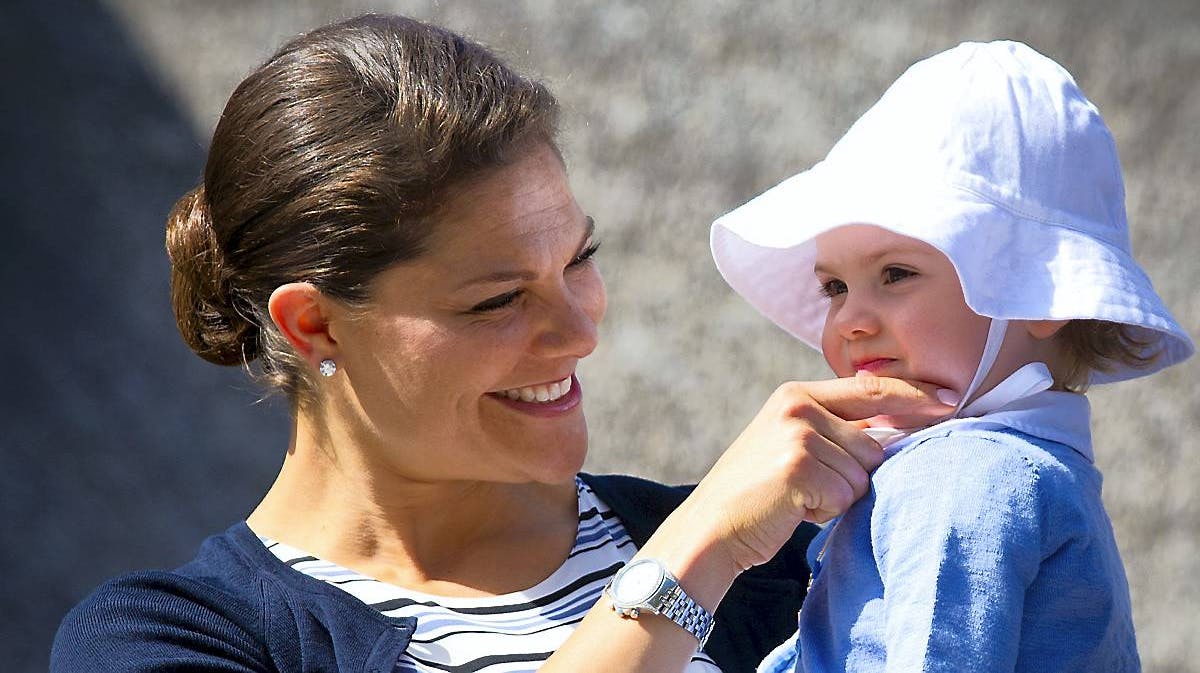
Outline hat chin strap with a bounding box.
[862,318,1022,447]
[954,318,1010,418]
[866,318,1058,447]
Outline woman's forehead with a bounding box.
[447,217,595,292]
[425,147,582,257]
[427,199,589,271]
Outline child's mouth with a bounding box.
[853,358,896,374]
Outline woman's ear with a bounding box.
[268,283,337,363]
[1024,319,1070,340]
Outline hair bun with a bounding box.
[165,185,261,366]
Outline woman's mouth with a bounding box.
[496,375,573,402]
[488,375,582,415]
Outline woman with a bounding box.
[51,14,953,673]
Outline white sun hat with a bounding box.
[710,40,1193,384]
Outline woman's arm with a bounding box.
[51,376,952,673]
[542,376,956,673]
[51,573,273,673]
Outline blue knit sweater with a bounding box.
[52,473,817,673]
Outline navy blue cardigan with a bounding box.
[52,473,818,673]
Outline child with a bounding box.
[710,41,1194,672]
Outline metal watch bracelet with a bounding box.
[659,584,715,649]
[606,558,715,650]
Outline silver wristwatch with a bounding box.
[605,558,715,649]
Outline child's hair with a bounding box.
[1055,320,1162,391]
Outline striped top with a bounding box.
[262,478,723,673]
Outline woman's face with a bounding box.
[814,224,990,395]
[329,144,606,485]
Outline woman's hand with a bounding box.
[545,376,955,673]
[649,376,957,591]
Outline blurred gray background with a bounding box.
[3,1,1197,671]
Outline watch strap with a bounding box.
[607,559,715,650]
[660,584,715,649]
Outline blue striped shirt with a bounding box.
[265,478,723,673]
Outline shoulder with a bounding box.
[50,526,278,672]
[876,427,1083,501]
[52,572,271,672]
[870,429,1092,554]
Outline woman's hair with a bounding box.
[166,14,559,407]
[1054,320,1161,391]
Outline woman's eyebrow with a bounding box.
[454,216,595,290]
[456,269,538,289]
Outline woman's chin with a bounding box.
[541,443,590,482]
[514,432,590,484]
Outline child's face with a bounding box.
[814,224,990,395]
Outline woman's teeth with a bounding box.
[499,376,572,403]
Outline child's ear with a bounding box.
[1023,319,1070,340]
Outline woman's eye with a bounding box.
[470,290,521,313]
[819,279,847,298]
[468,240,599,313]
[883,267,916,284]
[568,240,601,267]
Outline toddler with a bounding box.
[710,41,1194,672]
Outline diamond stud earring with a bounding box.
[318,359,337,377]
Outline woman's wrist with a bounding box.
[630,495,745,614]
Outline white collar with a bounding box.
[866,362,1093,462]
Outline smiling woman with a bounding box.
[288,144,606,489]
[50,13,959,673]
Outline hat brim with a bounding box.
[710,163,1194,384]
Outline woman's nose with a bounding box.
[533,280,605,358]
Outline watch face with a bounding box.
[612,560,664,606]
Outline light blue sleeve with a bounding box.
[869,432,1053,673]
[756,628,799,673]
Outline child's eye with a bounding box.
[470,290,522,313]
[819,279,847,298]
[882,267,916,284]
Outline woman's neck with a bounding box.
[246,414,579,596]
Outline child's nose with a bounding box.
[833,293,881,339]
